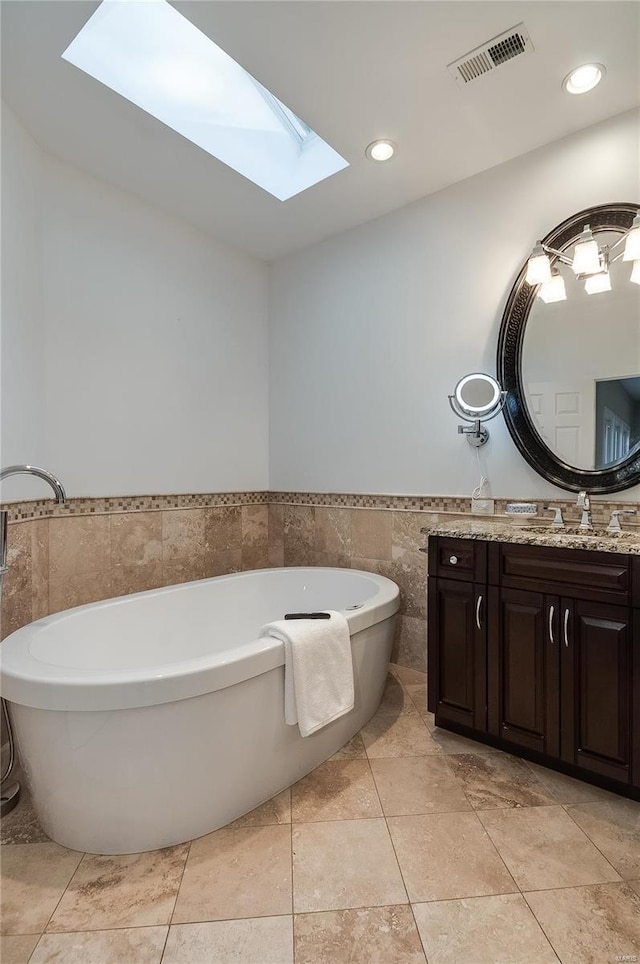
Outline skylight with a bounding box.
[62,0,349,201]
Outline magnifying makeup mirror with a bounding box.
[449,373,507,446]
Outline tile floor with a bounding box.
[1,664,639,964]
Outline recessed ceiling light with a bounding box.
[62,0,348,201]
[365,140,396,162]
[563,63,605,95]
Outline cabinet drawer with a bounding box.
[499,542,630,604]
[429,537,487,583]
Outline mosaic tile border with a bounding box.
[2,491,269,523]
[3,489,638,524]
[268,491,472,511]
[269,491,640,522]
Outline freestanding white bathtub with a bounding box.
[0,567,399,854]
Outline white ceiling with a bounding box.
[2,1,639,261]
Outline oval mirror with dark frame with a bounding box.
[497,202,640,494]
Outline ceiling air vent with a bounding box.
[447,24,534,88]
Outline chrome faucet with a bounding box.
[0,466,67,815]
[0,465,67,578]
[543,505,565,528]
[576,490,592,529]
[607,509,637,532]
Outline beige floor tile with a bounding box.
[163,917,293,964]
[0,786,50,845]
[629,879,640,897]
[478,805,621,891]
[390,664,427,687]
[523,761,622,804]
[404,682,426,703]
[172,825,291,923]
[292,818,406,913]
[404,684,432,721]
[412,894,558,964]
[0,935,40,964]
[227,789,291,828]
[428,727,501,755]
[387,812,516,902]
[30,926,167,963]
[525,882,640,964]
[361,708,441,758]
[370,756,471,816]
[566,798,640,878]
[47,844,188,932]
[1,842,83,935]
[446,753,558,810]
[291,761,382,822]
[329,733,367,760]
[294,905,426,964]
[379,674,415,714]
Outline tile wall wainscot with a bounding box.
[270,491,640,673]
[2,491,639,673]
[0,494,270,640]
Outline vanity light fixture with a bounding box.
[525,243,553,285]
[584,269,612,295]
[563,63,605,95]
[365,139,396,162]
[571,225,601,275]
[537,269,567,303]
[622,211,640,261]
[525,213,640,303]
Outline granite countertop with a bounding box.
[420,518,640,555]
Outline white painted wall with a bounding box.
[3,103,639,504]
[0,106,46,498]
[1,105,269,499]
[269,109,640,501]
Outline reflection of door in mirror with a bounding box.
[526,380,595,467]
[522,229,640,471]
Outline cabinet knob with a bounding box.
[449,555,458,565]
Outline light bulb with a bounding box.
[525,243,552,285]
[563,63,605,94]
[365,140,395,161]
[622,213,640,261]
[572,225,601,275]
[537,272,567,303]
[631,261,640,285]
[585,271,611,294]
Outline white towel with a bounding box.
[260,611,354,737]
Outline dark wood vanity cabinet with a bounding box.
[428,578,487,732]
[561,599,633,784]
[488,586,559,759]
[427,538,487,732]
[428,536,640,797]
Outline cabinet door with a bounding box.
[428,577,486,731]
[491,587,559,756]
[633,611,640,790]
[561,599,631,784]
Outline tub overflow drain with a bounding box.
[346,603,364,610]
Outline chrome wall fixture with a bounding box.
[448,373,507,447]
[525,210,640,303]
[0,464,67,817]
